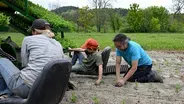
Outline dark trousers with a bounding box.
[124,65,153,82]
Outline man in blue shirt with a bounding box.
[113,34,163,87]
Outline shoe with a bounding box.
[150,70,163,83]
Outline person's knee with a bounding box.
[11,85,30,98]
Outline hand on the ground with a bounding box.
[95,80,101,85]
[115,79,126,87]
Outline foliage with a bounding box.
[70,92,77,103]
[150,17,161,32]
[109,9,123,32]
[0,37,3,45]
[50,4,184,33]
[78,6,94,32]
[134,80,139,90]
[126,5,169,33]
[55,34,77,49]
[52,6,79,13]
[169,19,184,32]
[127,3,143,32]
[144,6,169,32]
[10,14,32,34]
[175,84,181,93]
[92,96,100,104]
[122,99,126,104]
[55,7,128,32]
[0,13,10,26]
[6,0,74,30]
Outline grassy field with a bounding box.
[0,32,24,46]
[0,32,184,51]
[65,33,184,51]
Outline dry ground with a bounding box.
[61,51,184,104]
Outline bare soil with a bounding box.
[60,51,184,104]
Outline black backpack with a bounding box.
[0,36,22,68]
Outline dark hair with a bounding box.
[113,33,130,43]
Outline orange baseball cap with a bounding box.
[81,38,99,49]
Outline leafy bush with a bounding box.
[10,14,32,33]
[150,17,160,32]
[0,13,10,26]
[6,0,74,31]
[169,19,184,33]
[55,34,77,50]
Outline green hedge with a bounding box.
[0,13,9,26]
[6,0,74,31]
[10,14,32,32]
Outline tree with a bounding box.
[109,9,123,32]
[48,0,61,11]
[172,0,184,18]
[150,17,160,32]
[90,0,116,32]
[144,6,169,32]
[172,0,184,31]
[127,3,143,32]
[78,6,94,32]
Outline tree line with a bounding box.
[50,0,184,33]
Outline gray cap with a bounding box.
[31,19,50,29]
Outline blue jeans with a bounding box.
[71,51,84,65]
[0,58,30,98]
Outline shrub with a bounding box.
[0,13,10,26]
[55,34,77,50]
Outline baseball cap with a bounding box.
[31,19,50,29]
[81,38,99,49]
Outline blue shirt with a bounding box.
[116,41,152,66]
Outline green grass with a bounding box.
[65,33,184,51]
[70,92,77,103]
[1,32,184,51]
[0,32,24,46]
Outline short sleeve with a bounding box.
[131,47,141,61]
[116,48,122,56]
[95,54,103,66]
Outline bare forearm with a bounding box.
[123,67,137,81]
[98,65,103,80]
[115,56,122,81]
[69,48,85,52]
[116,63,121,80]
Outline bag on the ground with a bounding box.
[0,36,22,68]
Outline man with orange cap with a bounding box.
[69,38,103,85]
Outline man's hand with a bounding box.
[115,79,126,87]
[95,79,101,85]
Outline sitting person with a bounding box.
[69,38,103,85]
[113,34,163,87]
[0,19,64,99]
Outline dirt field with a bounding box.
[61,51,184,104]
